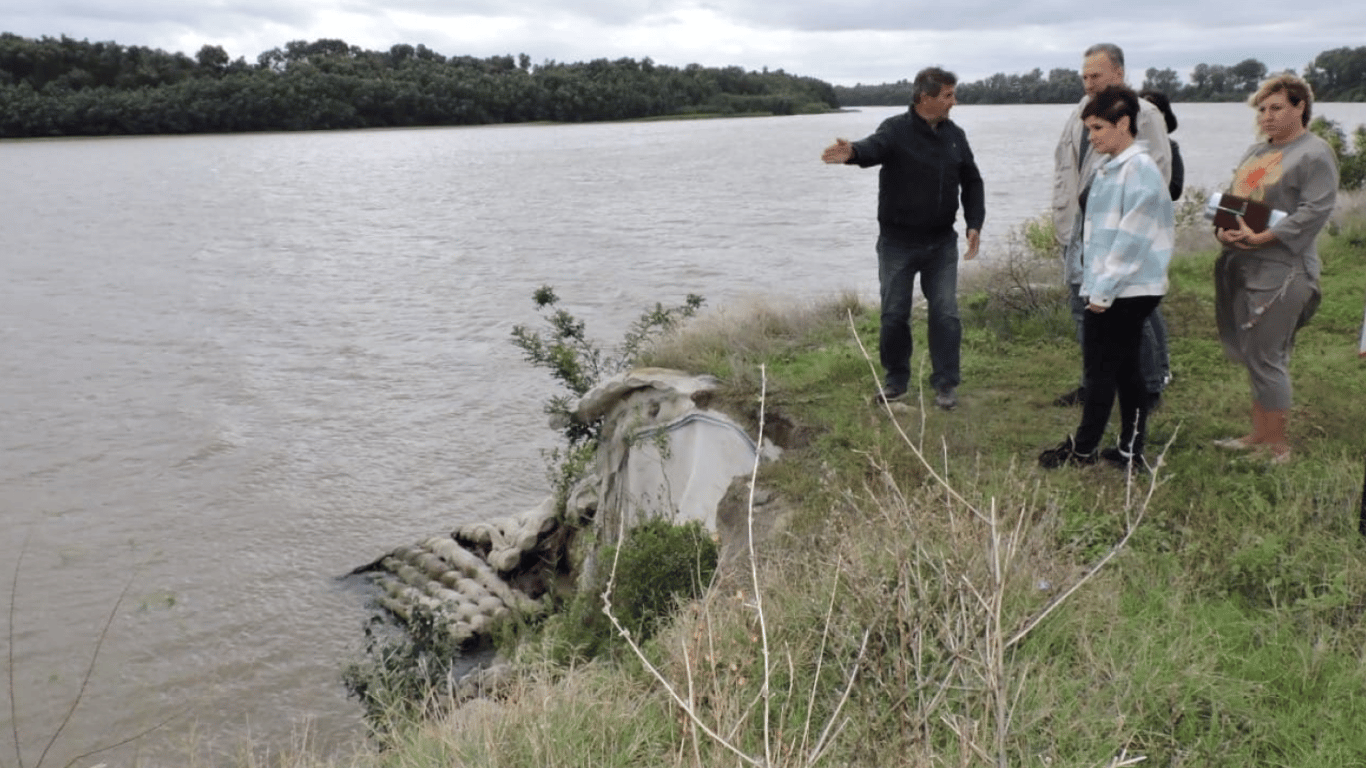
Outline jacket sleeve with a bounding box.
[1168,141,1185,201]
[959,130,985,231]
[1052,105,1084,247]
[1269,142,1338,256]
[849,117,895,167]
[1088,163,1166,307]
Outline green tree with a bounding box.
[1143,67,1182,95]
[195,44,228,75]
[1305,46,1366,101]
[1228,58,1268,92]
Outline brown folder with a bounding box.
[1212,194,1274,233]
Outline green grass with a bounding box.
[590,205,1365,767]
[64,207,1366,767]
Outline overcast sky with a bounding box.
[3,0,1363,87]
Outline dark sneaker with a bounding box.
[1038,436,1097,469]
[873,386,906,405]
[935,387,958,411]
[1100,446,1147,473]
[1146,391,1162,413]
[1052,386,1086,407]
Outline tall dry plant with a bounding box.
[851,311,1169,766]
[601,364,868,768]
[595,313,1172,767]
[4,527,170,768]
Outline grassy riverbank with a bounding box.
[71,199,1366,767]
[325,198,1366,767]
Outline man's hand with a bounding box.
[1087,302,1107,313]
[964,229,980,261]
[821,138,853,164]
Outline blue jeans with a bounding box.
[1069,283,1169,394]
[877,235,961,393]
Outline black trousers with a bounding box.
[1075,295,1162,456]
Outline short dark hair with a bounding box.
[1084,43,1124,70]
[1252,73,1314,127]
[911,67,957,105]
[1081,85,1140,136]
[1139,89,1178,133]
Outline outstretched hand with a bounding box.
[821,138,853,164]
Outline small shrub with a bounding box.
[971,215,1069,339]
[608,518,719,640]
[537,518,719,663]
[342,605,467,740]
[510,286,704,447]
[511,287,705,507]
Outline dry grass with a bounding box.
[643,292,863,372]
[575,328,1166,767]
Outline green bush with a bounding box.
[1309,116,1366,190]
[341,605,468,741]
[536,518,718,663]
[608,518,719,640]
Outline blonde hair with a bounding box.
[1251,73,1314,127]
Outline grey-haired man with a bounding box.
[1052,43,1173,410]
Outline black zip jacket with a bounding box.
[848,108,985,246]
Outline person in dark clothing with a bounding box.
[821,66,985,411]
[1139,89,1185,201]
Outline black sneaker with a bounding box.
[934,387,958,411]
[873,386,906,405]
[1146,391,1162,413]
[1052,386,1086,407]
[1038,436,1097,469]
[1100,446,1147,473]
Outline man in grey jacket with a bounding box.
[1052,43,1172,410]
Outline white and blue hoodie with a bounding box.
[1080,143,1174,308]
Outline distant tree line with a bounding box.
[835,46,1366,106]
[0,34,839,138]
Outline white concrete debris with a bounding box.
[360,368,780,646]
[577,368,781,552]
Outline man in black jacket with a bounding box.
[822,66,984,410]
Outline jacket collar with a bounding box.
[908,105,951,135]
[1100,142,1145,170]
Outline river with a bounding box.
[3,101,1364,765]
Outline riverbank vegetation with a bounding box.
[5,32,1363,141]
[0,33,837,139]
[836,44,1366,106]
[245,195,1363,767]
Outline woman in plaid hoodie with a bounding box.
[1040,85,1174,471]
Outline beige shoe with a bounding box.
[1213,436,1256,451]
